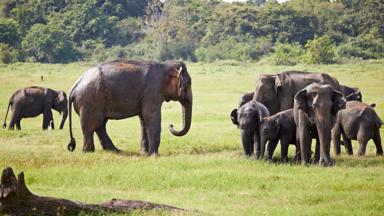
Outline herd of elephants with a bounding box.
[2,59,383,166]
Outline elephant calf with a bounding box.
[230,100,270,157]
[259,109,299,162]
[2,86,68,130]
[332,101,383,156]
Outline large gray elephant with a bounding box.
[67,60,193,155]
[253,71,341,115]
[2,86,68,130]
[294,83,345,166]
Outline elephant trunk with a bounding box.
[169,87,192,136]
[315,112,333,166]
[59,107,68,129]
[260,136,268,159]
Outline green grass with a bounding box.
[0,60,383,215]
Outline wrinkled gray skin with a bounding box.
[67,60,192,155]
[231,101,270,157]
[253,71,341,115]
[332,101,383,156]
[340,85,362,102]
[294,83,346,166]
[259,109,300,162]
[2,86,68,130]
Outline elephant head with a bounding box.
[163,61,193,137]
[345,89,362,102]
[53,91,68,129]
[295,83,345,166]
[259,116,280,158]
[254,74,282,114]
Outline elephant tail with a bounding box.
[2,100,12,129]
[67,95,76,152]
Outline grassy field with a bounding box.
[0,60,383,215]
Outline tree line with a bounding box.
[0,0,383,64]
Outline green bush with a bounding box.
[0,43,18,64]
[195,37,271,62]
[271,42,304,65]
[304,35,336,64]
[0,18,19,48]
[21,24,79,63]
[336,33,384,59]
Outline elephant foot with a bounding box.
[376,150,383,156]
[140,150,149,156]
[319,159,333,167]
[147,152,160,157]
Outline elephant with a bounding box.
[238,92,254,107]
[340,85,362,102]
[259,109,300,162]
[294,83,346,166]
[231,100,270,157]
[253,71,341,115]
[66,60,193,155]
[332,101,383,156]
[2,86,68,130]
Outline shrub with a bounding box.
[272,42,304,65]
[21,24,79,63]
[304,35,336,64]
[0,43,18,64]
[336,34,384,59]
[195,37,272,62]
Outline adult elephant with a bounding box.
[253,71,341,115]
[67,60,193,155]
[294,83,346,166]
[2,86,68,130]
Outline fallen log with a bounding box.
[0,167,185,215]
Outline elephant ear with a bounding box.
[274,75,282,93]
[230,109,239,125]
[274,117,280,130]
[332,90,346,115]
[56,91,66,104]
[294,89,308,112]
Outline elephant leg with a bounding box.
[139,115,149,155]
[79,111,102,152]
[373,129,383,155]
[267,139,279,162]
[253,129,261,159]
[8,111,19,130]
[314,138,320,164]
[342,135,353,155]
[280,140,289,163]
[332,123,342,156]
[16,120,21,130]
[144,109,161,156]
[357,129,369,156]
[240,129,253,157]
[95,120,120,152]
[42,108,53,130]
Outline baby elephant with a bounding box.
[259,109,299,162]
[230,100,270,157]
[332,101,383,156]
[3,86,68,130]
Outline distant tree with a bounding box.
[0,17,19,47]
[0,43,17,63]
[22,24,78,63]
[247,0,266,6]
[304,35,336,64]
